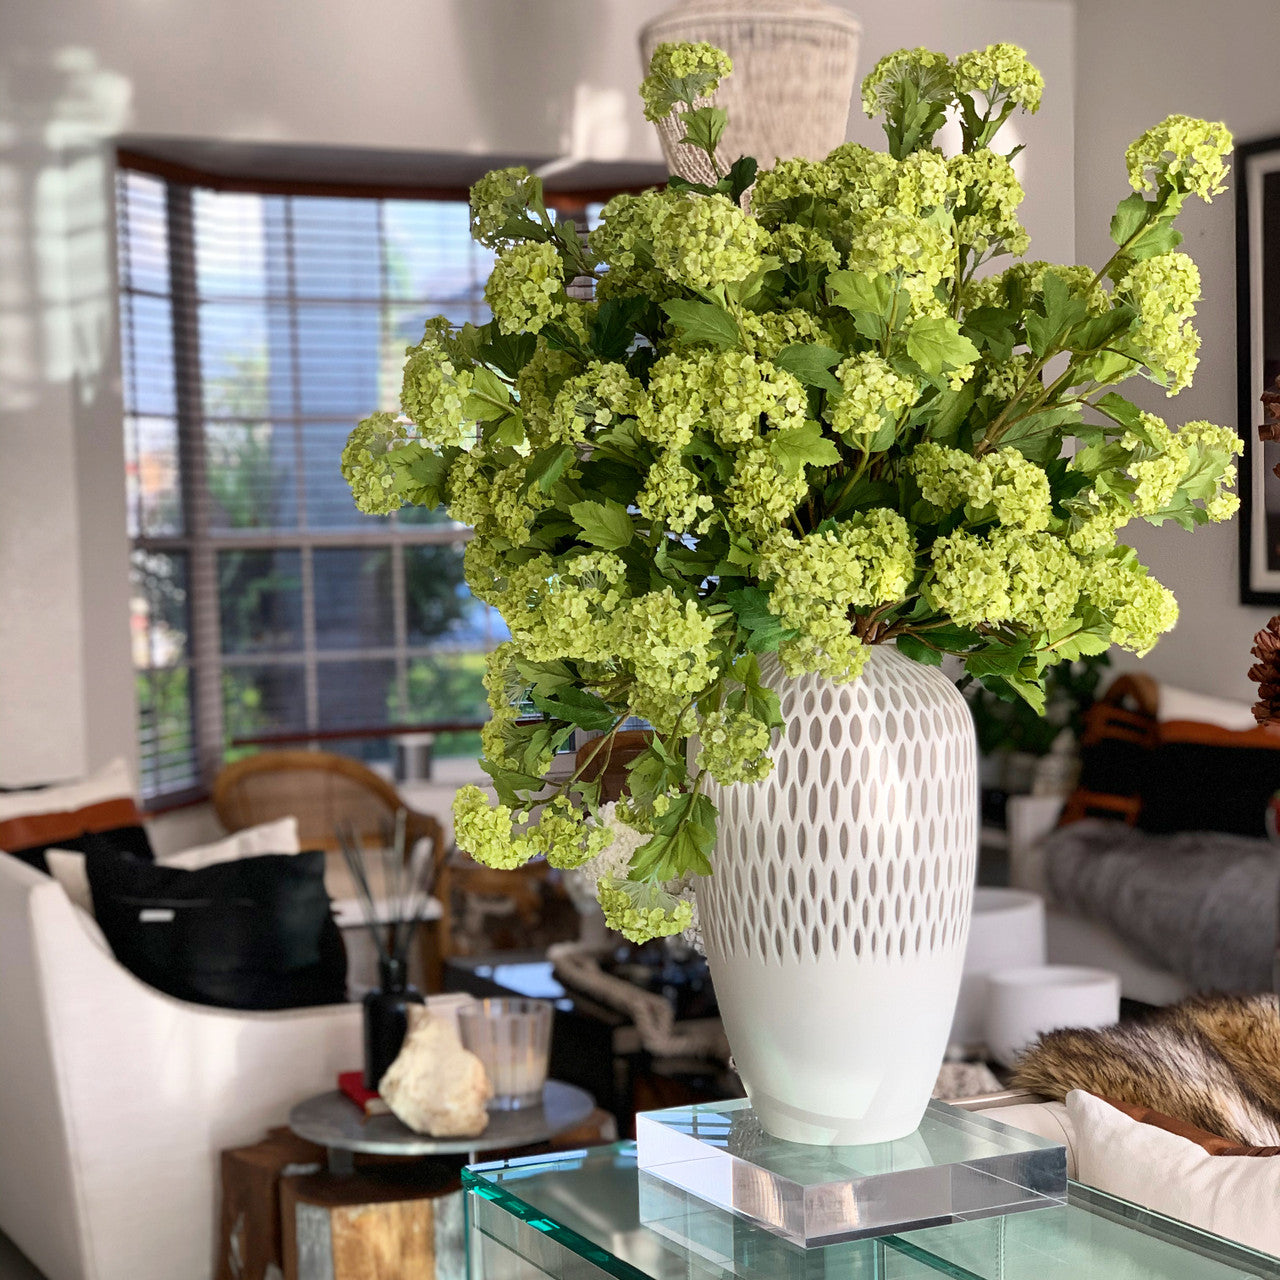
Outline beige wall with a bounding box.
[1074,0,1280,702]
[0,0,1075,787]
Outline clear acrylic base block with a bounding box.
[635,1098,1067,1249]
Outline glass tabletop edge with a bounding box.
[462,1142,1280,1277]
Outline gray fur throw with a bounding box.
[1042,820,1280,991]
[1012,993,1280,1146]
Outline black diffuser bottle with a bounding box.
[363,956,425,1089]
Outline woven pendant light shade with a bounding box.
[639,0,862,184]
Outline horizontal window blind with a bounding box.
[117,164,608,801]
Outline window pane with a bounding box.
[291,198,382,299]
[317,659,396,728]
[383,201,493,302]
[403,544,503,647]
[193,190,267,298]
[223,664,306,745]
[137,667,197,797]
[117,171,169,295]
[130,550,189,668]
[206,421,298,530]
[401,652,488,723]
[218,549,304,654]
[313,547,395,649]
[295,302,381,416]
[199,301,289,418]
[120,291,175,417]
[125,415,182,537]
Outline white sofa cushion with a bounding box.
[1158,686,1256,730]
[974,1100,1077,1177]
[159,816,301,869]
[0,758,134,822]
[1067,1089,1280,1255]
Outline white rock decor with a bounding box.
[378,1008,493,1138]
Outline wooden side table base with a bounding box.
[282,1166,465,1280]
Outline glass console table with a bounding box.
[462,1142,1280,1280]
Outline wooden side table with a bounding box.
[220,1102,614,1280]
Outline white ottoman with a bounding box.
[949,888,1046,1051]
[985,965,1121,1068]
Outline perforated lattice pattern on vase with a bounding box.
[700,647,977,967]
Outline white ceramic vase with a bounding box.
[699,646,978,1146]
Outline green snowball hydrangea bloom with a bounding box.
[1126,114,1232,201]
[861,47,954,117]
[344,39,1241,932]
[341,412,409,514]
[953,43,1044,112]
[469,166,539,248]
[639,41,732,122]
[596,877,694,944]
[485,241,565,334]
[697,707,774,785]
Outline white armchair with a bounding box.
[0,854,363,1280]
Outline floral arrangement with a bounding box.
[343,42,1240,943]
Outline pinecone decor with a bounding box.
[1248,616,1280,725]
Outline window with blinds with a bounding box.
[117,167,598,801]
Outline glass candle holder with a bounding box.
[457,997,553,1110]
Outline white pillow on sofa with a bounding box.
[1067,1089,1280,1255]
[159,816,300,869]
[47,817,302,915]
[0,757,134,823]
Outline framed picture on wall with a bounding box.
[1237,134,1280,603]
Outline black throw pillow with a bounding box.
[86,850,347,1010]
[1137,739,1280,839]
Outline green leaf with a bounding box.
[731,652,785,729]
[1041,272,1088,332]
[387,444,450,509]
[727,586,799,654]
[1093,392,1144,432]
[481,332,536,379]
[590,296,647,360]
[483,411,525,449]
[661,299,741,350]
[569,498,633,550]
[680,106,727,156]
[964,638,1033,680]
[724,156,759,203]
[896,634,944,666]
[1110,192,1151,246]
[480,758,552,807]
[628,792,716,880]
[769,420,840,478]
[962,307,1019,364]
[922,382,979,448]
[826,270,893,317]
[772,343,843,393]
[905,316,980,376]
[1069,307,1136,353]
[530,686,617,732]
[627,740,687,806]
[1127,225,1184,261]
[1003,674,1047,714]
[522,444,574,494]
[515,658,575,698]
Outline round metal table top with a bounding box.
[289,1080,595,1157]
